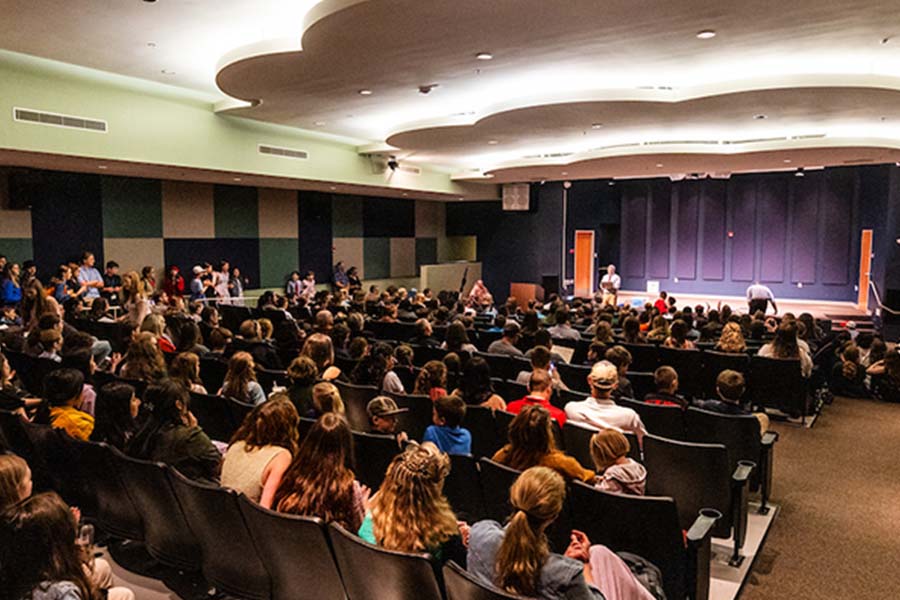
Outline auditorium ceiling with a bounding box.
[5,0,900,183]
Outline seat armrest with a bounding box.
[686,509,720,546]
[731,461,755,485]
[761,431,779,446]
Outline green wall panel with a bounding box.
[364,237,391,280]
[101,176,162,238]
[0,239,33,264]
[415,237,438,273]
[214,185,259,238]
[259,238,298,288]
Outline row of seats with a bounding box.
[0,411,721,600]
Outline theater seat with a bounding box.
[657,347,704,399]
[334,381,379,431]
[328,522,443,600]
[352,430,401,490]
[70,439,143,541]
[619,397,687,441]
[749,356,809,420]
[568,481,719,600]
[443,561,526,600]
[478,458,520,523]
[189,392,236,443]
[621,343,658,373]
[466,405,504,459]
[389,392,433,441]
[198,357,229,395]
[444,454,484,522]
[166,468,271,600]
[237,495,346,600]
[701,350,750,398]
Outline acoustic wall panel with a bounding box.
[298,192,333,280]
[214,185,258,238]
[332,196,363,237]
[700,180,726,281]
[103,238,165,279]
[332,237,365,279]
[415,237,438,273]
[363,197,415,237]
[415,200,445,238]
[31,172,104,273]
[258,188,299,238]
[821,169,855,285]
[620,187,647,279]
[364,237,391,280]
[729,178,756,282]
[162,181,215,239]
[790,175,819,283]
[259,238,299,288]
[757,177,788,283]
[647,182,671,279]
[101,176,162,238]
[164,238,260,289]
[674,182,699,280]
[390,237,416,278]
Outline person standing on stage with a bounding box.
[746,281,777,315]
[599,264,621,307]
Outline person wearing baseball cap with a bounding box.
[564,360,646,443]
[367,396,409,445]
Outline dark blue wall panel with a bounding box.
[164,238,260,289]
[620,188,647,280]
[790,175,819,283]
[700,180,726,281]
[821,170,855,285]
[729,177,757,283]
[674,182,699,280]
[363,197,415,237]
[298,192,333,280]
[646,181,671,279]
[757,176,788,283]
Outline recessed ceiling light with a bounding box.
[475,52,493,60]
[97,165,108,170]
[487,140,499,145]
[783,159,792,163]
[329,186,337,191]
[358,89,373,96]
[753,114,767,120]
[591,123,603,129]
[656,163,664,168]
[794,169,804,177]
[147,42,157,48]
[608,180,615,186]
[561,171,568,175]
[161,69,176,75]
[696,30,716,40]
[314,121,326,127]
[402,192,408,197]
[233,177,242,182]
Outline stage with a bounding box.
[615,290,870,323]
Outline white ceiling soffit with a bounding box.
[6,0,900,181]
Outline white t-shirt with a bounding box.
[564,397,646,440]
[600,273,621,292]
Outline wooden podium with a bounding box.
[509,283,544,310]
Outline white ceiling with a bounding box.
[5,0,900,183]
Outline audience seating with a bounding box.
[621,343,659,372]
[443,561,525,600]
[444,453,485,522]
[93,371,148,399]
[568,481,719,600]
[684,407,778,514]
[619,398,687,442]
[748,356,809,420]
[466,405,505,459]
[0,410,56,492]
[475,352,517,381]
[189,392,238,443]
[167,467,271,599]
[657,347,704,399]
[198,356,228,394]
[352,431,401,489]
[409,344,448,366]
[335,380,380,431]
[256,367,289,395]
[226,397,255,432]
[109,450,201,571]
[642,435,753,566]
[625,371,655,402]
[328,522,444,600]
[701,351,750,398]
[478,458,520,523]
[218,304,253,333]
[72,319,134,354]
[237,496,347,600]
[556,362,592,393]
[388,392,432,441]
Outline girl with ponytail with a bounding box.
[831,342,869,398]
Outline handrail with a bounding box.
[869,280,900,316]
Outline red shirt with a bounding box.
[506,395,567,426]
[654,299,668,314]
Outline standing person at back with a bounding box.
[564,361,646,442]
[746,281,777,315]
[77,251,105,301]
[423,395,471,455]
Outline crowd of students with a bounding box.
[0,252,897,598]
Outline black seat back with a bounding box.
[568,481,689,600]
[475,352,516,381]
[642,435,733,536]
[625,371,655,402]
[328,522,443,600]
[167,468,271,600]
[444,454,484,522]
[390,392,433,441]
[335,381,379,431]
[189,392,236,443]
[657,347,704,398]
[443,561,526,600]
[701,351,750,398]
[352,431,401,489]
[238,495,346,600]
[198,357,229,395]
[256,368,289,395]
[619,398,686,441]
[478,458,521,522]
[109,449,200,571]
[561,422,596,470]
[685,407,762,472]
[556,363,591,393]
[70,439,143,540]
[466,405,503,458]
[0,411,55,492]
[621,343,658,372]
[749,356,808,417]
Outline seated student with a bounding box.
[621,316,646,345]
[38,328,64,363]
[221,395,298,509]
[285,356,318,417]
[525,329,568,364]
[219,351,266,406]
[409,318,440,347]
[467,466,655,600]
[0,453,33,511]
[273,413,367,531]
[127,380,221,483]
[359,443,467,565]
[205,326,232,359]
[487,321,525,357]
[830,342,869,398]
[42,369,94,441]
[663,319,695,349]
[89,382,140,451]
[0,352,41,415]
[423,395,471,455]
[548,310,582,341]
[452,356,507,411]
[0,491,136,600]
[413,360,448,401]
[366,396,410,445]
[643,366,688,409]
[507,370,567,427]
[440,321,478,355]
[119,332,167,383]
[311,382,345,417]
[493,404,592,482]
[590,429,646,495]
[694,370,770,435]
[604,346,634,400]
[758,321,812,378]
[565,361,647,442]
[715,322,747,354]
[515,345,567,391]
[351,342,405,394]
[169,352,208,394]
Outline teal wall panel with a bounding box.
[101,176,163,238]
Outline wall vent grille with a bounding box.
[13,107,107,132]
[258,144,308,160]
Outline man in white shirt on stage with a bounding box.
[746,281,777,315]
[599,264,621,307]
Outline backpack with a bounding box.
[616,551,667,600]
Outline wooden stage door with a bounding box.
[574,230,595,297]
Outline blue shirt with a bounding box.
[1,280,22,305]
[77,266,103,298]
[423,424,471,455]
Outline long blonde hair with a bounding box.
[716,322,746,353]
[370,443,459,553]
[0,453,30,510]
[121,271,144,304]
[121,332,167,382]
[495,466,565,595]
[222,351,258,401]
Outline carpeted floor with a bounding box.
[740,397,900,599]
